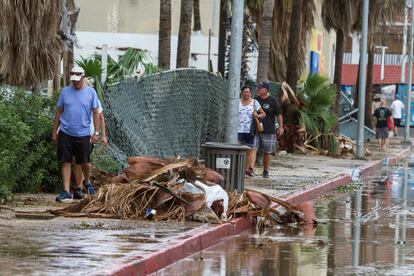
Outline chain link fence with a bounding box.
[103,69,229,165]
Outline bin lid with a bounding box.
[201,142,250,150]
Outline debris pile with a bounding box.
[52,156,307,225]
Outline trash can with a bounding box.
[201,142,249,192]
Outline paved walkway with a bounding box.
[246,139,410,198]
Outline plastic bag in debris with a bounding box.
[180,180,204,194]
[194,180,228,215]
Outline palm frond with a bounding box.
[298,110,318,134]
[297,74,338,136]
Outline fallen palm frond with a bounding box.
[52,156,306,226]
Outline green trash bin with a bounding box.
[201,142,249,192]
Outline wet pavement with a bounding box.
[157,163,414,275]
[0,217,202,275]
[245,139,408,198]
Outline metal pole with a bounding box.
[208,29,212,72]
[225,0,244,143]
[101,44,108,85]
[352,188,362,267]
[401,0,409,83]
[356,0,370,158]
[405,0,414,142]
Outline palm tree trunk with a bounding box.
[365,44,375,129]
[218,0,227,76]
[333,29,345,132]
[193,0,201,32]
[176,0,193,68]
[63,0,75,86]
[286,0,303,90]
[256,0,274,82]
[158,0,171,70]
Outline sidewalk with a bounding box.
[246,139,410,200]
[1,139,411,275]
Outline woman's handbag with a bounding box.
[252,100,264,133]
[254,116,264,133]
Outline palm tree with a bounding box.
[217,0,228,76]
[266,0,315,82]
[176,0,194,68]
[158,0,171,70]
[0,0,62,87]
[322,0,359,129]
[256,0,273,82]
[286,0,304,90]
[193,0,201,32]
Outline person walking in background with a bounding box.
[52,67,100,202]
[254,81,284,178]
[72,97,108,189]
[237,86,266,177]
[373,99,392,151]
[390,96,404,137]
[371,95,381,129]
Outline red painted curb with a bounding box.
[100,148,411,276]
[284,174,351,206]
[101,217,251,276]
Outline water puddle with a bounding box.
[0,218,201,275]
[157,164,414,275]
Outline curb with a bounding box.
[102,217,251,276]
[102,148,411,276]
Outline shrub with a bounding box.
[0,88,61,200]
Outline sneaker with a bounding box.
[263,170,269,178]
[84,181,96,196]
[73,187,84,199]
[56,191,73,202]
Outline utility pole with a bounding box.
[225,0,244,143]
[356,0,370,158]
[401,0,409,83]
[404,0,414,142]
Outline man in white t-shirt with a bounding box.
[390,96,405,137]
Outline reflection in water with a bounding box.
[158,164,414,275]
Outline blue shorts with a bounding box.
[238,133,255,147]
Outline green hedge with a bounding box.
[0,89,61,202]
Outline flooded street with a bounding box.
[158,164,414,275]
[0,218,201,275]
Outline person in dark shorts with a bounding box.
[373,99,392,151]
[72,98,108,190]
[237,86,265,177]
[51,67,100,202]
[253,81,284,178]
[390,96,404,137]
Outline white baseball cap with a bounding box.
[70,67,85,81]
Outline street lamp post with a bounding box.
[401,0,409,83]
[225,0,244,143]
[404,0,414,142]
[375,46,388,81]
[356,0,370,158]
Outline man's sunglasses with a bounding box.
[70,72,83,76]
